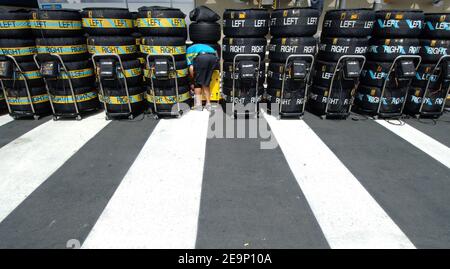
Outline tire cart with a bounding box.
[92,53,134,120]
[374,55,422,119]
[321,55,366,120]
[415,55,450,119]
[145,53,183,119]
[231,54,262,119]
[0,55,42,120]
[275,54,315,119]
[34,53,91,121]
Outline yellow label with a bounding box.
[37,44,87,55]
[29,19,82,30]
[140,45,185,55]
[239,12,246,19]
[0,20,30,29]
[120,67,142,78]
[145,91,191,104]
[82,18,133,28]
[99,93,144,104]
[51,91,98,104]
[137,18,186,28]
[88,45,136,55]
[7,94,49,105]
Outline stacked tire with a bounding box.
[222,9,269,107]
[188,6,221,69]
[0,9,51,117]
[404,13,450,116]
[309,9,374,116]
[30,8,98,117]
[266,8,319,114]
[136,6,191,113]
[82,7,144,117]
[355,10,423,116]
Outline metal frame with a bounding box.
[376,55,422,119]
[92,53,134,120]
[146,53,183,119]
[231,54,262,119]
[416,55,450,118]
[34,53,82,121]
[322,55,366,119]
[277,54,315,119]
[0,55,39,120]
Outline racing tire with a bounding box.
[321,8,375,38]
[223,9,270,37]
[270,8,320,37]
[81,7,134,36]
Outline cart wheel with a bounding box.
[105,115,110,121]
[76,115,82,121]
[299,116,303,120]
[34,115,40,120]
[320,115,326,120]
[276,115,281,120]
[53,116,58,121]
[129,115,134,120]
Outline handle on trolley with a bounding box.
[145,53,181,117]
[377,55,422,116]
[231,54,262,116]
[324,55,366,117]
[1,55,36,116]
[34,53,81,117]
[92,53,133,117]
[419,54,450,116]
[279,54,315,116]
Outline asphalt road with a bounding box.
[0,108,448,249]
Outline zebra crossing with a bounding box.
[0,109,449,249]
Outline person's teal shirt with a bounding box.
[186,44,217,66]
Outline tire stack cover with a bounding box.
[0,9,51,116]
[264,8,318,113]
[82,7,144,116]
[188,6,221,70]
[136,6,190,112]
[222,9,269,106]
[357,10,424,116]
[311,9,374,116]
[404,12,450,116]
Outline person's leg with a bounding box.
[194,86,203,108]
[191,60,203,109]
[202,54,217,108]
[202,85,211,105]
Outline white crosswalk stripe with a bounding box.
[0,109,449,248]
[0,115,13,127]
[262,110,415,249]
[376,119,450,169]
[82,110,210,249]
[0,113,110,224]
